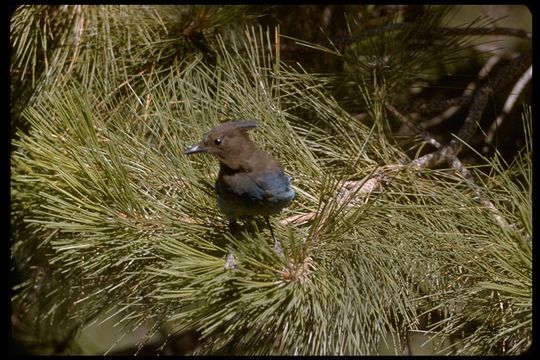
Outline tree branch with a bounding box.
[386,102,510,228]
[484,65,532,147]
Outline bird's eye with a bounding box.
[214,138,222,145]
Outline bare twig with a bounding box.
[387,102,442,148]
[446,155,509,228]
[484,65,532,147]
[279,212,316,226]
[386,102,510,228]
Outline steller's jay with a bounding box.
[185,120,295,266]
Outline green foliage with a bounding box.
[422,110,532,354]
[11,5,531,355]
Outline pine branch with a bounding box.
[11,6,531,356]
[386,102,509,229]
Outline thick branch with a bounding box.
[448,50,532,152]
[485,65,532,146]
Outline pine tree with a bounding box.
[11,5,531,355]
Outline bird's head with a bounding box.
[185,120,258,168]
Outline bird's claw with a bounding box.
[224,252,237,270]
[273,240,284,257]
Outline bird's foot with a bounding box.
[265,216,284,257]
[273,239,284,257]
[224,252,237,270]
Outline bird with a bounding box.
[185,120,295,267]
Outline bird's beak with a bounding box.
[184,143,207,155]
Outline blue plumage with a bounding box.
[215,166,294,220]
